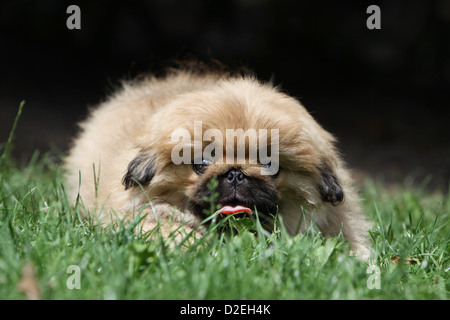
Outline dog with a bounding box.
[64,65,371,257]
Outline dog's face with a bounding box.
[122,78,344,222]
[187,160,280,221]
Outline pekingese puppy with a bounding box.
[64,65,371,257]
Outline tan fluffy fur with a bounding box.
[64,68,371,257]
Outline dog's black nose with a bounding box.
[226,168,245,185]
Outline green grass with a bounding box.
[0,102,448,300]
[0,151,448,300]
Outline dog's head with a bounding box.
[122,75,344,221]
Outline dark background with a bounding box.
[1,0,449,190]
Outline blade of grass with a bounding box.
[0,100,25,168]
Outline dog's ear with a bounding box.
[122,152,158,190]
[317,165,344,206]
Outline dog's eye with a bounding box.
[261,161,280,177]
[262,161,277,170]
[262,162,272,169]
[193,158,213,175]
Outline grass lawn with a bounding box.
[0,150,448,300]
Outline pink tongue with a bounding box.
[215,205,252,215]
